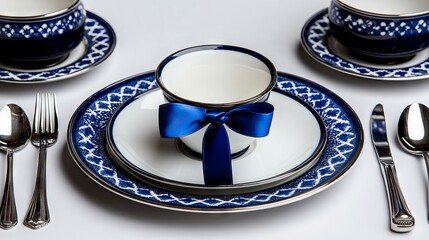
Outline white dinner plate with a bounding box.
[106,88,327,195]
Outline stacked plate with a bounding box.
[67,71,363,213]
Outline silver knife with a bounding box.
[371,104,414,232]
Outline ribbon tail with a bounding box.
[202,123,233,185]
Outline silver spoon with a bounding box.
[0,104,31,229]
[398,103,429,222]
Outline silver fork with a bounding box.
[24,93,58,229]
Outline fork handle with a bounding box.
[24,144,50,229]
[0,150,17,229]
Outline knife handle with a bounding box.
[380,163,414,232]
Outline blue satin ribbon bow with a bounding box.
[159,102,274,185]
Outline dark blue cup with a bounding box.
[0,0,86,68]
[328,0,429,64]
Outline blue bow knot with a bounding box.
[159,102,274,185]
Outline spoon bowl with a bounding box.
[0,104,31,229]
[398,103,429,222]
[398,103,429,154]
[0,104,32,150]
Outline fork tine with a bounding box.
[41,93,46,134]
[49,93,57,134]
[39,93,43,134]
[54,94,58,130]
[47,94,51,134]
[33,93,39,134]
[45,93,50,134]
[33,93,58,137]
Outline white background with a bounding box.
[1,0,429,239]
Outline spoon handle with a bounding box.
[423,153,429,223]
[24,144,50,229]
[0,150,17,229]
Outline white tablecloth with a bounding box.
[1,0,429,239]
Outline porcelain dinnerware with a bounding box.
[155,44,277,155]
[301,9,429,81]
[0,11,116,84]
[328,0,429,64]
[105,88,326,195]
[155,45,278,185]
[67,71,363,213]
[0,0,86,68]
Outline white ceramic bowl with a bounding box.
[155,44,277,154]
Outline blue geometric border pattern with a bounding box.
[0,11,115,83]
[329,4,429,37]
[68,71,363,211]
[302,9,429,80]
[0,4,85,39]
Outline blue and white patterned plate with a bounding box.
[301,9,429,81]
[67,71,363,213]
[0,11,116,84]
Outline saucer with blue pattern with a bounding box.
[67,71,363,213]
[301,9,429,81]
[104,87,327,195]
[0,11,116,84]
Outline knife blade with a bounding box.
[371,104,414,232]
